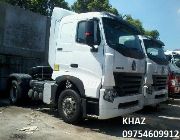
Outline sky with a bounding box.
[66,0,180,50]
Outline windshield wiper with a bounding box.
[119,43,126,48]
[110,43,127,48]
[108,43,142,52]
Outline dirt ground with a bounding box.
[0,96,180,140]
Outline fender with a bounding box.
[55,75,85,97]
[9,73,32,83]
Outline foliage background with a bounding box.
[0,0,160,39]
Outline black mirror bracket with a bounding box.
[90,46,98,52]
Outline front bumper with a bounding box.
[169,86,180,94]
[144,89,168,106]
[98,89,144,119]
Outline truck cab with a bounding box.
[139,36,168,106]
[46,8,145,121]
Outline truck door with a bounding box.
[72,20,104,97]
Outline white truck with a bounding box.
[139,36,168,106]
[8,7,146,123]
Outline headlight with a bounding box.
[147,86,153,94]
[103,89,118,103]
[171,80,176,86]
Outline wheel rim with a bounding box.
[10,85,17,102]
[62,96,76,118]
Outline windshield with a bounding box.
[144,39,168,65]
[172,55,180,68]
[102,17,144,59]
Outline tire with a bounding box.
[58,89,82,123]
[154,104,160,111]
[9,80,22,104]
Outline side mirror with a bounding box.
[85,20,98,52]
[166,55,171,62]
[85,20,94,46]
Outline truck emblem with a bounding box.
[132,60,136,71]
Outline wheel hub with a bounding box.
[62,97,76,118]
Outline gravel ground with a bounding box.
[0,96,180,140]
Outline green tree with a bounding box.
[145,30,160,39]
[28,0,70,15]
[72,0,119,15]
[0,0,30,9]
[0,0,70,15]
[124,15,145,34]
[124,15,160,39]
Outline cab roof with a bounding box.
[140,35,165,46]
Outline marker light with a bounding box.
[54,64,59,71]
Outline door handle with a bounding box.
[57,48,63,51]
[70,64,78,68]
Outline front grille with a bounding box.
[175,75,180,84]
[155,94,166,99]
[118,100,138,109]
[152,75,167,90]
[113,73,143,97]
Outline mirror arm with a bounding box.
[90,45,98,52]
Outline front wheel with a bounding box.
[58,89,82,123]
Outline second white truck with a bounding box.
[139,36,168,106]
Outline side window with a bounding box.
[147,48,158,56]
[61,22,74,44]
[76,20,101,45]
[77,21,86,43]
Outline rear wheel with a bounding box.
[58,89,82,123]
[9,80,22,104]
